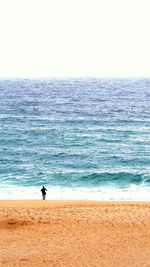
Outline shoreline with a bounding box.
[0,200,150,266]
[1,184,150,202]
[0,199,150,206]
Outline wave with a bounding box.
[79,172,145,187]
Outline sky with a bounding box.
[0,0,150,78]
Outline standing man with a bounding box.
[41,186,47,200]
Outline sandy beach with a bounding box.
[0,200,150,267]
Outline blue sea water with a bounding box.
[0,78,150,200]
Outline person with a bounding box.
[41,186,47,200]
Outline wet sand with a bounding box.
[0,200,150,266]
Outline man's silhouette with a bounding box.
[41,186,47,200]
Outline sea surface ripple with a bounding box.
[0,78,150,200]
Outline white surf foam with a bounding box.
[0,185,150,201]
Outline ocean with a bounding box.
[0,78,150,200]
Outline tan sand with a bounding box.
[0,200,150,267]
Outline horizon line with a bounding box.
[0,76,150,80]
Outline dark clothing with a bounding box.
[41,186,47,200]
[41,187,47,195]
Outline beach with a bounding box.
[0,201,150,266]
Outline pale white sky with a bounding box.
[0,0,150,78]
